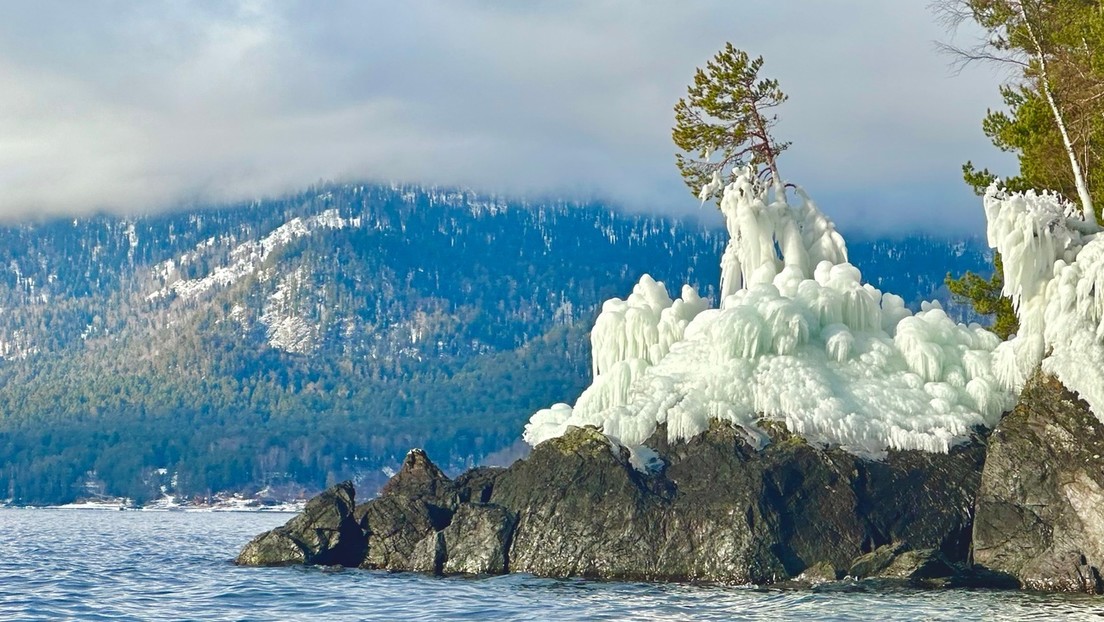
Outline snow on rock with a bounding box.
[524,170,1014,460]
[982,183,1104,418]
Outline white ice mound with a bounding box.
[982,184,1104,418]
[525,171,1015,459]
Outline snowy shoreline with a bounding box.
[5,497,306,513]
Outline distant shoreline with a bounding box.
[3,497,306,513]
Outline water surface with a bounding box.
[0,508,1099,620]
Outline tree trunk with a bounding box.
[1020,2,1098,226]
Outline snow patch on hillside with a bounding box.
[526,171,1015,459]
[147,209,360,302]
[0,330,36,360]
[261,268,319,354]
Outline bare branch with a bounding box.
[936,40,1030,73]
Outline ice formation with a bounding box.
[982,184,1104,419]
[525,170,1016,459]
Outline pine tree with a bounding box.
[945,255,1017,339]
[673,44,790,200]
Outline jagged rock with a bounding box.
[490,425,670,580]
[973,371,1104,593]
[379,448,456,506]
[364,456,514,575]
[357,450,456,570]
[236,417,988,583]
[943,565,1022,590]
[358,496,440,570]
[796,561,842,584]
[797,545,1002,589]
[236,481,363,567]
[879,549,955,581]
[487,422,985,582]
[647,420,854,582]
[235,530,307,566]
[844,546,964,588]
[453,466,504,505]
[442,503,517,575]
[857,443,983,561]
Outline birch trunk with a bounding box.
[1020,3,1097,226]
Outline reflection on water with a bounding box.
[0,508,1099,621]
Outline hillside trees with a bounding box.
[673,43,790,199]
[0,184,736,504]
[938,0,1104,333]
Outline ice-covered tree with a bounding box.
[937,0,1104,335]
[672,44,790,200]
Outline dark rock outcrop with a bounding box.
[796,560,842,583]
[489,425,669,579]
[237,420,988,583]
[354,448,518,575]
[847,542,909,579]
[358,449,457,571]
[236,481,363,566]
[490,421,985,582]
[879,548,956,581]
[832,545,969,588]
[972,371,1104,593]
[378,448,455,504]
[410,531,446,574]
[453,467,505,505]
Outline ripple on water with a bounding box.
[1,508,1102,621]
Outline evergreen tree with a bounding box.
[945,255,1017,339]
[673,44,790,199]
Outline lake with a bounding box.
[0,508,1098,620]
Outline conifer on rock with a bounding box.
[673,43,790,199]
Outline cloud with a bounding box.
[0,0,1013,234]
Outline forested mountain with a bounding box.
[0,183,991,504]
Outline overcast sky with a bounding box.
[0,1,1014,235]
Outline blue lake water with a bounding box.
[1,508,1101,620]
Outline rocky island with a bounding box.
[236,368,1104,592]
[238,172,1104,594]
[238,425,985,583]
